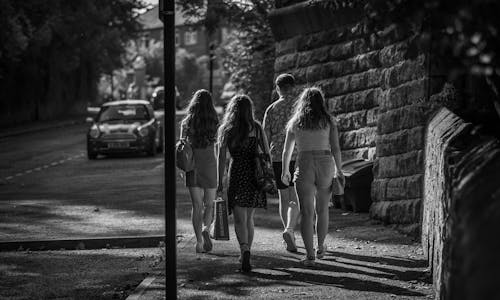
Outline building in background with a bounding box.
[137,5,230,106]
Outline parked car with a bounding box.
[86,100,161,159]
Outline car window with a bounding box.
[98,105,150,122]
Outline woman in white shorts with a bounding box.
[281,87,343,266]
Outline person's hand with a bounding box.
[281,171,291,186]
[336,171,345,185]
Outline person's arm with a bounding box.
[281,127,296,185]
[329,118,343,177]
[179,121,187,139]
[259,124,271,157]
[217,139,227,196]
[262,107,272,149]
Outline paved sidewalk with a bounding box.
[129,199,433,300]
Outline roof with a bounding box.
[138,4,204,30]
[102,100,151,107]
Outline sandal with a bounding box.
[316,244,327,259]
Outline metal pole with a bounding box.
[159,0,177,299]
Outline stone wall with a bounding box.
[423,107,500,299]
[269,1,433,229]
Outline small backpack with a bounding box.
[176,139,194,172]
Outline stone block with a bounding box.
[329,40,354,61]
[305,64,324,83]
[369,198,421,224]
[376,150,423,178]
[384,54,426,88]
[276,37,299,56]
[377,104,430,135]
[379,41,408,67]
[376,126,424,157]
[327,88,379,114]
[385,174,423,200]
[275,53,297,72]
[340,127,377,150]
[355,51,382,71]
[341,147,370,161]
[337,110,367,131]
[366,107,378,126]
[379,78,427,111]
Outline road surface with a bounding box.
[0,123,174,241]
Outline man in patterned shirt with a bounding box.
[263,73,300,252]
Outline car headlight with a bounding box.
[89,125,100,138]
[137,126,149,137]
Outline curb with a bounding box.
[125,235,196,300]
[0,235,165,252]
[0,119,86,139]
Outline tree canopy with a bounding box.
[0,0,146,122]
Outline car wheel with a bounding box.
[148,140,157,157]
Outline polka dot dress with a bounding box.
[227,137,267,213]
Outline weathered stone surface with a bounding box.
[341,147,370,161]
[276,37,299,56]
[324,69,382,96]
[327,88,379,114]
[372,175,423,202]
[297,46,331,68]
[337,110,367,131]
[270,2,431,229]
[275,53,297,72]
[369,198,421,224]
[328,40,355,61]
[340,127,377,150]
[379,41,408,67]
[422,107,500,300]
[376,126,424,157]
[383,55,426,88]
[377,104,430,135]
[376,150,423,178]
[378,78,427,112]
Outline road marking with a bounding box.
[4,154,84,182]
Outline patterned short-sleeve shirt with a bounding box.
[263,97,298,162]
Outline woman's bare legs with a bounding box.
[188,187,204,252]
[315,187,332,252]
[295,182,316,259]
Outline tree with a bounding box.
[176,0,276,118]
[0,0,146,122]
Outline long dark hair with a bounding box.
[218,94,258,149]
[181,89,219,148]
[287,87,331,131]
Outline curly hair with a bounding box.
[181,89,219,148]
[218,94,259,149]
[286,87,332,132]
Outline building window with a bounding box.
[184,30,197,46]
[175,30,180,46]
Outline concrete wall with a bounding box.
[269,1,434,231]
